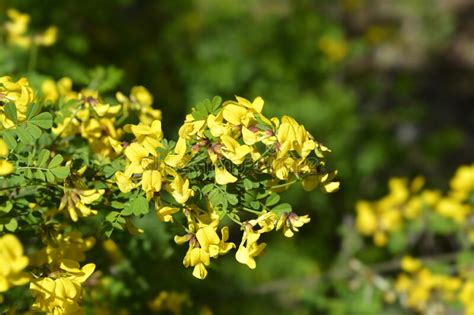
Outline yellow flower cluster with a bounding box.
[0,234,29,293]
[116,95,338,278]
[355,167,473,314]
[355,177,426,246]
[174,210,235,278]
[58,186,105,222]
[0,76,35,129]
[31,231,95,266]
[436,164,474,241]
[394,256,472,315]
[51,86,123,158]
[30,259,95,314]
[116,85,162,125]
[47,78,161,159]
[27,229,96,314]
[3,9,57,48]
[356,164,474,246]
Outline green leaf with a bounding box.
[33,170,46,181]
[208,187,228,211]
[26,124,42,139]
[26,103,42,119]
[243,178,254,190]
[123,195,149,216]
[250,201,260,210]
[0,202,13,214]
[5,218,18,232]
[211,96,222,112]
[265,194,281,207]
[227,193,238,206]
[428,213,457,234]
[4,103,17,124]
[50,166,70,179]
[106,211,120,222]
[37,149,50,167]
[16,125,35,144]
[272,203,292,215]
[457,251,474,270]
[388,230,407,254]
[202,184,214,194]
[111,201,125,209]
[2,130,17,150]
[25,168,33,179]
[45,170,55,182]
[48,154,64,168]
[30,112,53,129]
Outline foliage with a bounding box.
[0,1,473,314]
[0,7,340,314]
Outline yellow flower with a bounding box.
[272,156,296,180]
[0,234,30,292]
[221,96,263,126]
[400,256,422,273]
[207,112,231,138]
[175,214,234,279]
[386,178,410,204]
[394,274,412,292]
[115,169,136,193]
[356,201,377,236]
[34,26,58,46]
[5,9,29,35]
[0,76,35,125]
[436,197,469,223]
[4,9,31,48]
[142,170,163,199]
[241,126,259,145]
[59,188,105,222]
[125,120,163,156]
[215,165,237,185]
[117,86,161,125]
[31,231,95,267]
[248,211,278,233]
[30,259,95,314]
[131,86,153,107]
[165,137,188,168]
[235,227,266,269]
[156,205,180,222]
[320,172,340,193]
[168,174,194,204]
[276,212,311,237]
[460,280,474,315]
[220,135,250,165]
[184,247,210,279]
[117,86,152,108]
[196,225,235,259]
[41,77,77,102]
[178,115,206,140]
[124,143,150,173]
[0,139,14,176]
[450,164,474,201]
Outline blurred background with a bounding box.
[1,0,474,314]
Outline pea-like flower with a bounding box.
[30,259,95,314]
[59,188,105,222]
[0,234,30,292]
[0,139,14,176]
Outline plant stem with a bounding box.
[28,41,38,73]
